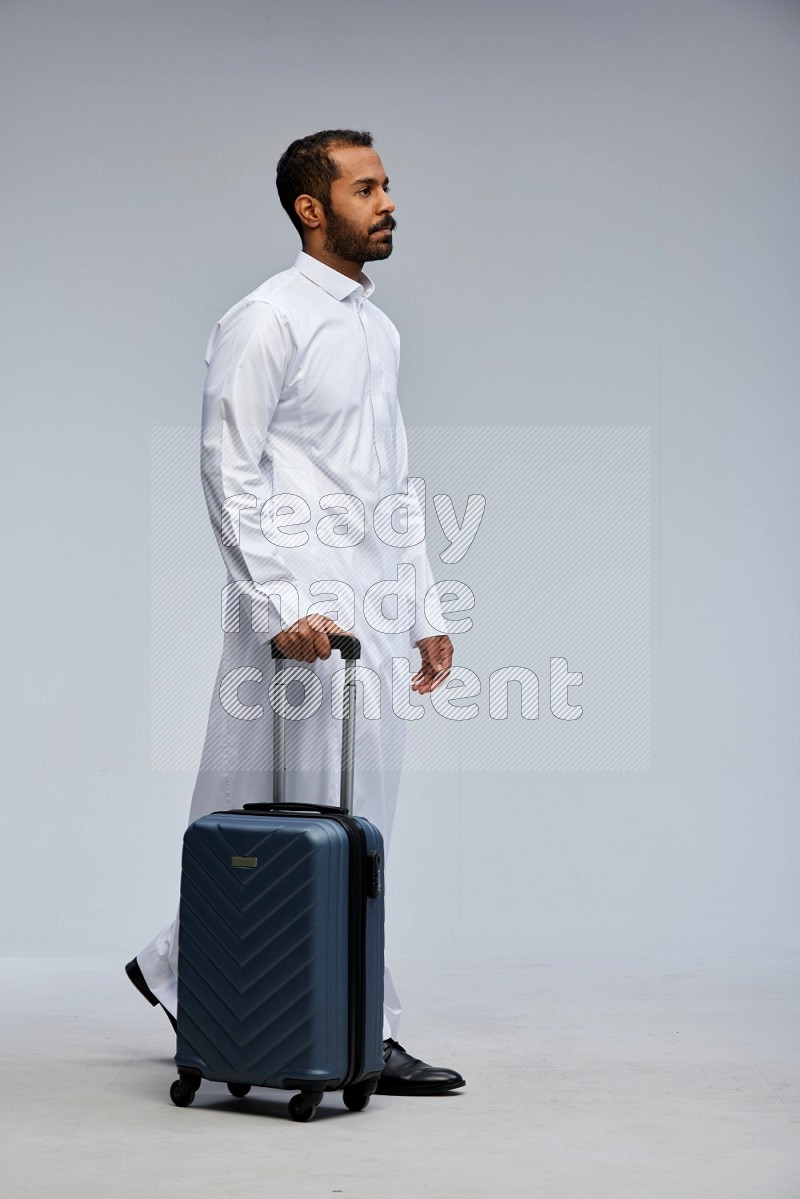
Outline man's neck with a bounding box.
[301,245,364,283]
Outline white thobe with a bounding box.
[138,250,445,1040]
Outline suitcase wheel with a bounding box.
[288,1091,322,1122]
[227,1083,251,1099]
[342,1084,371,1112]
[170,1074,201,1107]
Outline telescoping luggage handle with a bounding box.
[258,633,361,815]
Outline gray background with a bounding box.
[1,0,797,965]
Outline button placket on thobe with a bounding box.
[353,291,391,482]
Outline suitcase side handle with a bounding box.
[270,633,361,660]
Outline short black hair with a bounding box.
[276,129,374,241]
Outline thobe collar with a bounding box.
[293,250,375,302]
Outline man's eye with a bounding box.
[359,188,370,196]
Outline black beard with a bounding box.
[322,206,395,263]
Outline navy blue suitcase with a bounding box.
[170,635,386,1121]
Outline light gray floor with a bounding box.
[1,956,797,1198]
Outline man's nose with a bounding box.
[377,189,395,214]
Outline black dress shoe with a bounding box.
[125,958,178,1033]
[376,1038,466,1096]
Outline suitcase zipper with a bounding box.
[328,813,369,1088]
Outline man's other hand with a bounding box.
[411,635,453,694]
[272,615,348,663]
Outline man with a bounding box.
[126,129,464,1096]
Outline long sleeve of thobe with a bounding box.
[200,300,303,646]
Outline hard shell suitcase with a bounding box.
[170,634,386,1121]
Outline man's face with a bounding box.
[319,145,396,263]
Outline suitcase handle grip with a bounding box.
[271,633,361,660]
[242,802,343,816]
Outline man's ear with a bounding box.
[294,193,323,235]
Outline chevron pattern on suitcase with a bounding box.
[175,815,350,1084]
